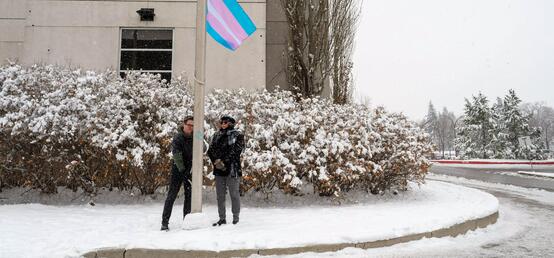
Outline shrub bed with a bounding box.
[0,64,433,196]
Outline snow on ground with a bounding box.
[253,200,527,258]
[260,174,554,258]
[0,181,498,258]
[493,170,554,180]
[517,171,554,178]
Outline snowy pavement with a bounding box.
[258,174,554,258]
[517,171,554,178]
[430,164,554,191]
[0,181,498,258]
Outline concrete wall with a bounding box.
[265,0,287,92]
[1,0,266,92]
[0,0,27,63]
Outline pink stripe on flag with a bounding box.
[209,0,249,40]
[206,13,239,49]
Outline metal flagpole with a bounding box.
[191,0,207,213]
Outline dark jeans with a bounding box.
[161,165,191,225]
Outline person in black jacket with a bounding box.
[208,115,245,226]
[161,116,195,231]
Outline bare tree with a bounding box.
[330,0,360,104]
[281,0,330,98]
[357,94,371,108]
[280,0,360,103]
[422,102,457,158]
[436,107,456,158]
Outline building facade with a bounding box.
[0,0,288,92]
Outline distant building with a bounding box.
[0,0,288,92]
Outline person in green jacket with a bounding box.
[161,116,194,231]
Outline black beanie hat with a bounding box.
[220,115,236,124]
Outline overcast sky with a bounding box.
[353,0,554,121]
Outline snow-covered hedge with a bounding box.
[0,64,193,194]
[0,64,433,196]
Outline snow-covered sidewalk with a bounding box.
[0,181,498,258]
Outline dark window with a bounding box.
[120,29,173,82]
[121,29,172,49]
[120,51,172,71]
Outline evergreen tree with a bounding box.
[489,97,510,158]
[424,101,439,148]
[502,90,544,159]
[521,102,554,157]
[455,93,494,159]
[454,90,546,160]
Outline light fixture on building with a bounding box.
[137,8,155,21]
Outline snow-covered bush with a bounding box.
[207,89,433,196]
[0,64,193,194]
[0,64,433,196]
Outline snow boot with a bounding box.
[212,219,226,227]
[161,224,169,231]
[232,218,239,225]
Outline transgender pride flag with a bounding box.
[206,0,257,51]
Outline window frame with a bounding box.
[118,27,175,81]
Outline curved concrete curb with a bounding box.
[83,211,498,258]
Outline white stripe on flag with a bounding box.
[207,0,242,46]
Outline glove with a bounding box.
[214,159,226,170]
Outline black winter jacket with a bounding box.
[208,127,245,177]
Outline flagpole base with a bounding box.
[182,212,211,230]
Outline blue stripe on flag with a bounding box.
[223,0,257,35]
[207,22,234,50]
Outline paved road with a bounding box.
[430,164,554,191]
[422,165,554,257]
[274,165,554,258]
[420,174,554,257]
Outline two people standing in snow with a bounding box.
[161,115,245,231]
